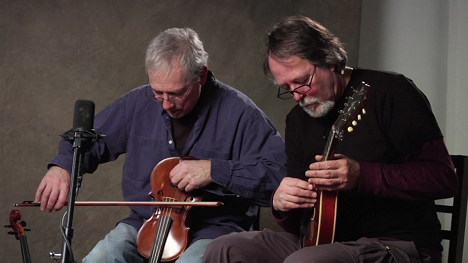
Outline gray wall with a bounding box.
[359,1,468,262]
[0,1,362,262]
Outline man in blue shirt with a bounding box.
[34,27,287,263]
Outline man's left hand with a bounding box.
[305,154,360,191]
[169,160,212,192]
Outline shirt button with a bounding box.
[169,140,173,144]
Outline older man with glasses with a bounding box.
[203,16,457,263]
[35,27,287,263]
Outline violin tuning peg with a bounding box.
[4,224,13,228]
[8,231,15,235]
[24,228,31,231]
[20,221,27,227]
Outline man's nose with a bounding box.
[293,92,305,101]
[161,97,174,109]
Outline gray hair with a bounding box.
[145,28,208,83]
[263,16,347,79]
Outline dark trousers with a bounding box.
[203,229,435,263]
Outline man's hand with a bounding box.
[34,166,70,212]
[306,154,360,191]
[273,177,316,212]
[169,160,212,192]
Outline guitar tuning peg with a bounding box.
[347,126,354,132]
[352,120,358,126]
[362,108,367,114]
[357,114,362,121]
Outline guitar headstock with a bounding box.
[6,210,29,240]
[332,81,371,139]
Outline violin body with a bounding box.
[137,157,201,262]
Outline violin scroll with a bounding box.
[6,210,30,240]
[5,210,32,263]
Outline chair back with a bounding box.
[436,155,468,263]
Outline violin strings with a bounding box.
[150,199,166,262]
[20,236,31,262]
[151,195,176,262]
[153,197,167,262]
[150,159,183,262]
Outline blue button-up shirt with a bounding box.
[49,71,287,241]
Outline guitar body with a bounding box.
[302,190,338,246]
[300,81,371,247]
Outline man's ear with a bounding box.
[200,66,208,86]
[330,64,344,74]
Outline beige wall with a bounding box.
[0,1,362,262]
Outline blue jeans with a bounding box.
[83,222,213,263]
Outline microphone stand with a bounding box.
[59,128,104,263]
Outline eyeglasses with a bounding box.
[146,83,193,104]
[276,67,316,100]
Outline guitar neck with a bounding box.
[322,128,338,161]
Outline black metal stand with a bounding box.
[59,129,104,263]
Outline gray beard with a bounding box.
[300,98,335,118]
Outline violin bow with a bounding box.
[15,200,223,207]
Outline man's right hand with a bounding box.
[34,166,70,212]
[272,177,317,212]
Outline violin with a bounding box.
[5,210,32,263]
[136,157,201,262]
[12,157,221,262]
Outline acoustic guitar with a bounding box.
[301,81,371,247]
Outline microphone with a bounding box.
[73,100,95,131]
[59,99,105,263]
[61,100,104,145]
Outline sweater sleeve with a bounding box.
[358,138,458,200]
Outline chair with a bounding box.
[435,155,468,263]
[252,206,260,231]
